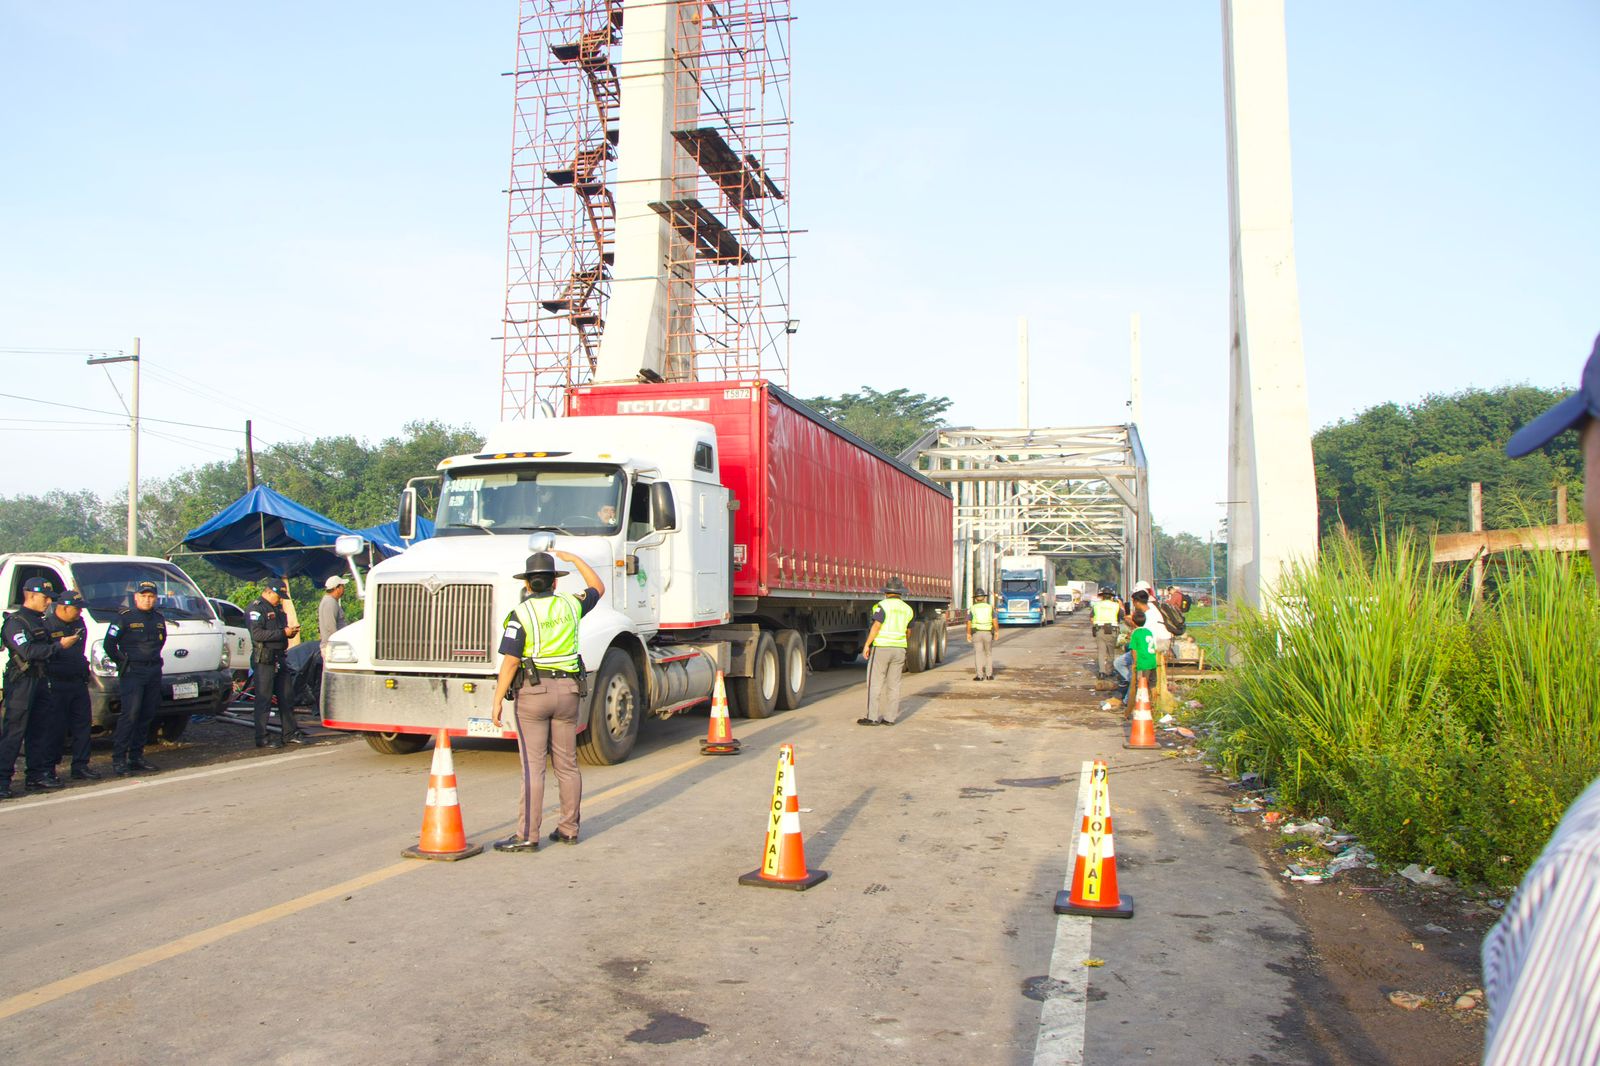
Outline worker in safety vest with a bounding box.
[1090,587,1122,679]
[490,550,604,853]
[860,577,915,726]
[966,589,995,681]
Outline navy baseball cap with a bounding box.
[261,578,287,593]
[1506,334,1600,458]
[57,590,84,607]
[134,580,158,594]
[22,577,55,595]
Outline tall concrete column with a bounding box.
[1222,0,1319,609]
[595,0,699,383]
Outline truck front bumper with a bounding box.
[321,670,503,735]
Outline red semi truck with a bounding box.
[321,379,953,763]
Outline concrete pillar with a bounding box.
[595,0,698,383]
[1222,0,1319,609]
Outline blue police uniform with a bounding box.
[104,586,168,774]
[0,580,62,796]
[43,592,97,780]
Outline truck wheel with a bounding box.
[905,622,926,673]
[147,715,189,744]
[578,648,641,766]
[365,731,429,755]
[775,630,807,710]
[732,632,780,719]
[935,620,948,663]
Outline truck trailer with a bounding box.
[996,555,1057,626]
[321,380,953,764]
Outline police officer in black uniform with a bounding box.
[248,578,303,747]
[105,579,168,776]
[0,577,67,798]
[43,589,100,782]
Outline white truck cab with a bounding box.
[0,553,232,742]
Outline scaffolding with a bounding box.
[910,426,1155,606]
[500,0,793,419]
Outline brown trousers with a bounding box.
[513,676,582,840]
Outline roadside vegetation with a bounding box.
[1200,530,1600,888]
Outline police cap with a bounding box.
[261,578,287,594]
[57,590,85,607]
[134,580,159,594]
[22,577,55,595]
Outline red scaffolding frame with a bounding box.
[500,0,792,419]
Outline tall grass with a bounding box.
[1202,530,1600,887]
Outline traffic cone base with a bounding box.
[402,731,483,861]
[1054,890,1134,918]
[702,671,742,756]
[739,866,828,891]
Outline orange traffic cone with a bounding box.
[1054,760,1134,918]
[1123,675,1159,750]
[739,743,827,891]
[702,671,741,755]
[402,730,483,861]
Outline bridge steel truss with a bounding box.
[911,426,1155,608]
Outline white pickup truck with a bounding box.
[0,553,232,742]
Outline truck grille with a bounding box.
[373,582,494,665]
[1007,599,1031,614]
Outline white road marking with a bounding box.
[1034,761,1095,1065]
[0,748,339,816]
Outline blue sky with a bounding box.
[2,1,1595,536]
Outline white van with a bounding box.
[0,553,232,742]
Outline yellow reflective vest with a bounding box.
[969,601,995,631]
[508,592,583,674]
[873,597,915,648]
[1090,599,1121,627]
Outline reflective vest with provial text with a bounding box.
[873,597,915,649]
[1091,599,1121,627]
[509,593,583,674]
[969,602,994,632]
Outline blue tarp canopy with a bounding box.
[181,486,363,583]
[357,518,433,558]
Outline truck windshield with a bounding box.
[436,465,625,536]
[73,561,216,623]
[1002,577,1042,596]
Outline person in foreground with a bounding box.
[1483,332,1600,1065]
[491,550,603,854]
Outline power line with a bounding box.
[141,364,319,437]
[0,391,240,433]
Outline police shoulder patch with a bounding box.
[108,624,120,637]
[502,623,521,641]
[248,611,261,621]
[12,632,26,646]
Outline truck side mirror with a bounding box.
[398,487,418,541]
[651,482,677,531]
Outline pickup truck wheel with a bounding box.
[905,622,927,673]
[365,731,429,755]
[147,715,189,744]
[578,648,640,766]
[775,630,807,710]
[732,632,779,719]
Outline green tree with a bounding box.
[1313,386,1582,537]
[804,387,952,456]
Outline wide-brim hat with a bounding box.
[882,576,907,595]
[514,551,570,580]
[973,588,988,599]
[1507,333,1600,457]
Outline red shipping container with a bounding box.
[566,380,953,604]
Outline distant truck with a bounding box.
[997,555,1057,626]
[322,379,954,764]
[0,553,233,742]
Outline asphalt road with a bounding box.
[0,619,1317,1065]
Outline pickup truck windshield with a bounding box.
[74,561,216,623]
[436,465,625,536]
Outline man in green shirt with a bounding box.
[860,577,914,726]
[966,589,995,681]
[1125,610,1158,711]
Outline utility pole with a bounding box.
[88,338,140,555]
[1129,312,1142,427]
[1017,317,1030,429]
[245,420,258,491]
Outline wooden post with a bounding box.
[245,420,258,491]
[1469,482,1484,604]
[1557,485,1569,527]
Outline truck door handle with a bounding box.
[626,555,640,576]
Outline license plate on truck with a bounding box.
[466,716,512,738]
[172,682,199,701]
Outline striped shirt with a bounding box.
[1481,775,1600,1065]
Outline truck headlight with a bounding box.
[90,641,118,678]
[326,641,357,664]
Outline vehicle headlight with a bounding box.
[90,641,118,677]
[326,641,357,664]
